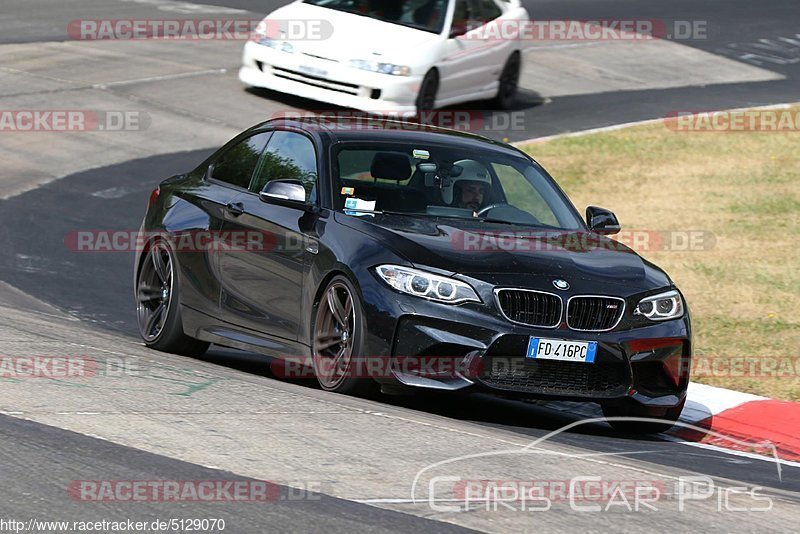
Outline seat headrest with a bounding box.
[370,152,412,181]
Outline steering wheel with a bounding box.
[476,203,542,225]
[476,203,508,217]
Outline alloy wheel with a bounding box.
[313,281,357,390]
[136,241,174,342]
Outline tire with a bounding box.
[311,275,376,396]
[493,52,521,110]
[135,239,210,357]
[416,69,439,117]
[602,397,686,434]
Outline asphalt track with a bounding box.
[2,0,799,139]
[189,0,800,136]
[2,0,800,531]
[0,414,473,533]
[1,151,799,495]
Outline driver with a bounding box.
[445,159,492,214]
[458,181,487,212]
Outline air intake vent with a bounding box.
[495,289,562,328]
[567,296,625,331]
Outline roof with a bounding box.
[254,116,528,157]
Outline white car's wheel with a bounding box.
[494,52,521,110]
[416,69,439,116]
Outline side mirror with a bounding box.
[260,180,314,211]
[586,206,621,235]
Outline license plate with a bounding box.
[298,65,328,78]
[526,337,598,363]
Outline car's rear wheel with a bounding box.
[494,52,521,110]
[416,69,439,116]
[136,239,209,357]
[602,397,686,434]
[312,276,375,396]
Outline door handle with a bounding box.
[225,201,245,217]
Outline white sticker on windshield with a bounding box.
[344,197,377,216]
[413,149,430,160]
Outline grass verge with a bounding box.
[520,106,800,400]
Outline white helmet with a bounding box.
[441,159,491,205]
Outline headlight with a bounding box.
[252,24,294,53]
[257,37,294,53]
[634,290,685,321]
[350,59,410,76]
[375,265,480,304]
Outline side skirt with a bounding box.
[181,305,311,359]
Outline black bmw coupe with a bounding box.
[135,117,691,433]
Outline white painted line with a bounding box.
[513,101,800,147]
[661,435,800,469]
[92,68,228,89]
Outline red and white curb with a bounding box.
[536,382,800,466]
[671,383,800,463]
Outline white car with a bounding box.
[239,0,529,116]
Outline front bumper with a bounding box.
[360,277,691,410]
[239,41,423,115]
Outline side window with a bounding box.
[210,133,270,189]
[250,131,318,202]
[453,0,499,33]
[337,150,413,183]
[493,163,560,227]
[476,0,502,23]
[452,0,470,34]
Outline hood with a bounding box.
[338,214,672,292]
[267,3,441,60]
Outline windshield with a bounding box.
[303,0,449,34]
[332,142,585,231]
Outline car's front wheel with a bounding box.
[136,239,209,357]
[602,397,686,434]
[416,69,439,116]
[312,275,375,396]
[494,52,521,110]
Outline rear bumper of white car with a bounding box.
[239,41,424,115]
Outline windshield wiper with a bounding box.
[342,209,472,220]
[480,218,559,230]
